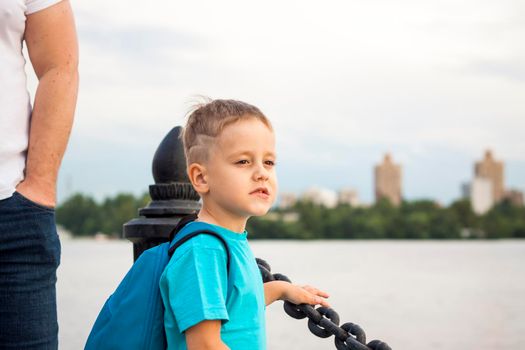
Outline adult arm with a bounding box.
[16,0,79,207]
[186,320,230,350]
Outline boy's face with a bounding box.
[202,117,277,221]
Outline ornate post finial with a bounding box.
[123,126,201,261]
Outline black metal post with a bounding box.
[123,126,201,261]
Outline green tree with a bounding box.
[56,191,525,240]
[449,199,478,229]
[56,194,101,235]
[482,199,525,239]
[100,193,142,236]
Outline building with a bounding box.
[461,182,471,199]
[337,188,360,207]
[278,192,297,209]
[374,153,402,206]
[475,150,505,203]
[301,187,338,208]
[504,189,524,207]
[468,177,494,215]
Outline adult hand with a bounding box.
[16,177,56,208]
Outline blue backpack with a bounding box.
[85,215,231,350]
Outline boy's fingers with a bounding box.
[312,296,331,308]
[302,285,330,298]
[316,290,330,298]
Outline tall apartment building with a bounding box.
[475,150,505,203]
[469,177,494,215]
[374,153,402,206]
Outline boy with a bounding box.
[159,99,329,350]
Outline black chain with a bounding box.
[256,258,392,350]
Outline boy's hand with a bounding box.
[264,281,330,307]
[283,283,331,308]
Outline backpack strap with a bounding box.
[168,213,199,241]
[168,230,231,272]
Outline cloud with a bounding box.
[46,0,525,203]
[78,22,205,65]
[467,58,525,83]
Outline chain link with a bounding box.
[256,258,392,350]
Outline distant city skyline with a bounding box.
[23,0,523,204]
[56,142,525,206]
[279,149,524,209]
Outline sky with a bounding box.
[26,0,525,205]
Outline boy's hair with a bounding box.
[182,98,273,166]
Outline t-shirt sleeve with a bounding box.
[163,242,229,333]
[25,0,63,15]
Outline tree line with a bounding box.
[56,193,525,239]
[56,193,150,237]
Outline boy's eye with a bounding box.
[236,160,249,165]
[265,160,276,166]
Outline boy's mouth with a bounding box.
[250,187,270,197]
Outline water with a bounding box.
[57,239,525,350]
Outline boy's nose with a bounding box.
[253,165,270,181]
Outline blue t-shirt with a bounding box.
[159,221,266,350]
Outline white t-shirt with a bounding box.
[0,0,62,200]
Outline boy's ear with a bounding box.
[187,163,209,194]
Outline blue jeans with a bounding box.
[0,192,60,349]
